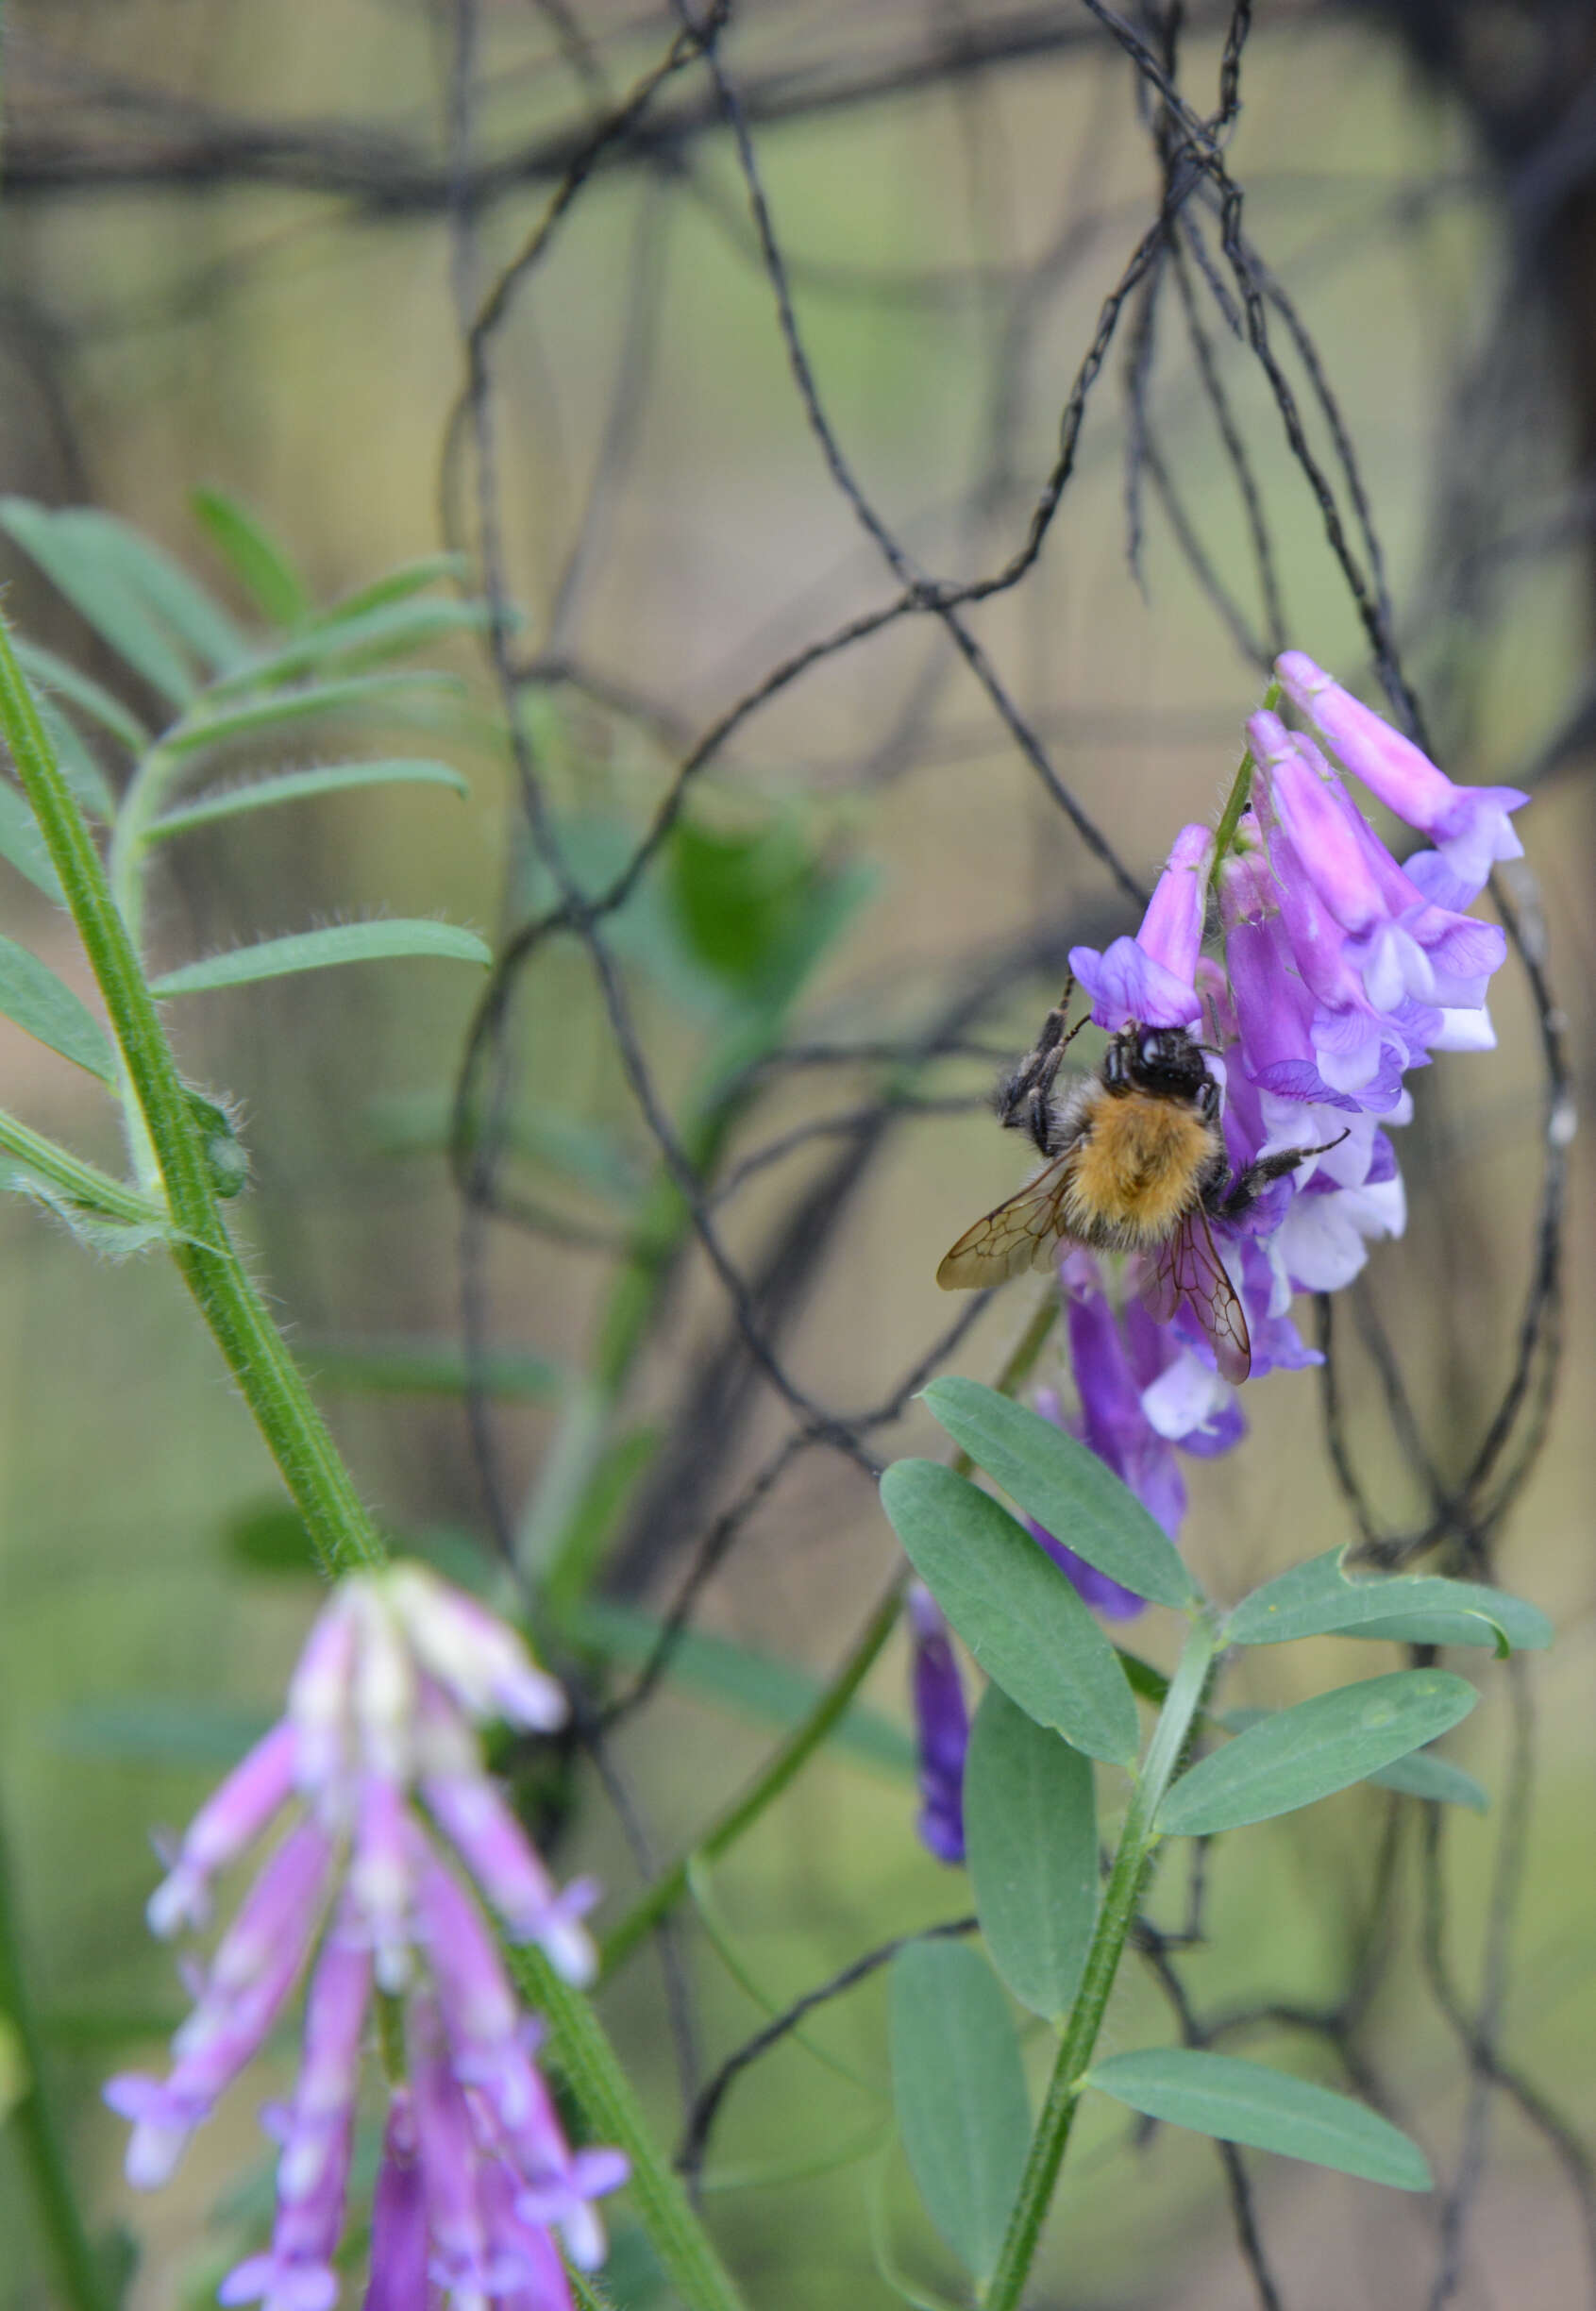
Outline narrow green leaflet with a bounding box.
[1,498,198,702]
[1086,2050,1431,2190]
[881,1459,1139,1765]
[920,1377,1196,1610]
[59,507,249,674]
[1369,1751,1488,1812]
[888,1940,1033,2280]
[966,1685,1097,2018]
[193,487,311,628]
[147,760,469,841]
[1225,1547,1552,1655]
[0,935,115,1080]
[10,636,147,752]
[150,920,491,997]
[0,782,64,901]
[1219,1708,1487,1813]
[32,695,116,820]
[311,554,469,627]
[162,670,463,759]
[206,599,491,698]
[1159,1670,1477,1837]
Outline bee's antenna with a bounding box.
[1054,970,1089,1053]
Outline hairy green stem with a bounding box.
[1206,676,1283,895]
[517,1948,749,2311]
[0,617,384,1577]
[983,1612,1219,2311]
[0,1804,109,2311]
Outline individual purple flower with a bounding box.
[106,1819,335,2188]
[1218,815,1419,1105]
[365,2094,429,2311]
[1275,649,1528,902]
[103,1562,626,2301]
[907,1583,968,1864]
[1069,821,1212,1029]
[1249,712,1505,1020]
[217,1924,367,2311]
[146,1720,298,1938]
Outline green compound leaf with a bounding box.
[147,759,469,841]
[966,1684,1097,2019]
[881,1459,1139,1765]
[1225,1547,1552,1656]
[150,919,492,996]
[1159,1670,1477,1837]
[888,1939,1032,2280]
[0,934,115,1080]
[193,486,311,628]
[920,1376,1197,1610]
[1086,2050,1431,2190]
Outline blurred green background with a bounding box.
[1,5,1594,2307]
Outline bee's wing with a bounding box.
[1144,1205,1252,1385]
[936,1156,1077,1290]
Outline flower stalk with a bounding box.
[1207,676,1281,893]
[982,1611,1219,2311]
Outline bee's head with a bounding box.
[1107,1022,1211,1101]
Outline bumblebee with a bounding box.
[936,979,1338,1383]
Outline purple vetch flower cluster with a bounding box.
[911,653,1524,1851]
[1067,650,1521,1434]
[104,1564,627,2311]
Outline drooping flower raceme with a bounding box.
[104,1564,626,2310]
[1032,654,1520,1613]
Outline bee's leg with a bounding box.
[996,975,1086,1154]
[1215,1130,1351,1222]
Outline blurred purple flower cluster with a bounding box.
[911,654,1523,1855]
[105,1565,625,2310]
